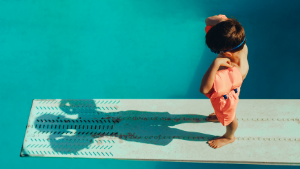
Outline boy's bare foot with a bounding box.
[206,112,219,122]
[208,135,235,149]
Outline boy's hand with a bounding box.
[214,57,232,68]
[205,15,228,26]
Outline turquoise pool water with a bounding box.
[0,0,299,168]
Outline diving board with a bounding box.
[20,99,300,166]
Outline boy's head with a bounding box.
[205,18,246,54]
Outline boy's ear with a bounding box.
[223,52,233,57]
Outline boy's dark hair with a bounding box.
[205,18,246,53]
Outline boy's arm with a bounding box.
[199,60,220,94]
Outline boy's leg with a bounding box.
[224,114,238,138]
[208,114,237,148]
[206,112,219,122]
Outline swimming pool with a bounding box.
[0,0,299,169]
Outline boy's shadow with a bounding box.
[34,99,218,154]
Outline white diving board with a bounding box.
[20,99,300,166]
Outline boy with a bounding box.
[200,14,249,149]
